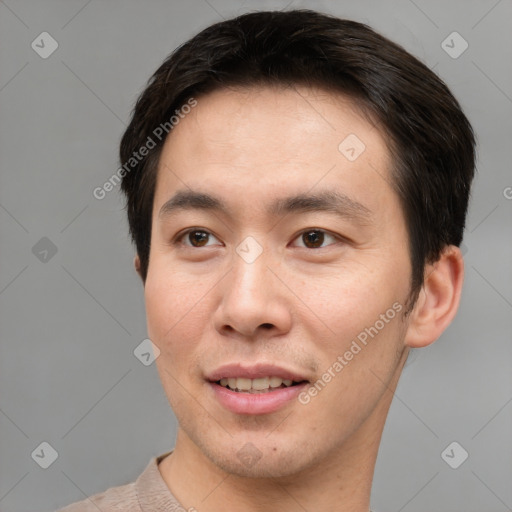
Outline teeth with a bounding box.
[269,376,283,388]
[252,377,269,390]
[218,376,299,392]
[236,378,252,391]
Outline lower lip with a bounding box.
[209,382,308,415]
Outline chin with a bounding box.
[195,432,325,479]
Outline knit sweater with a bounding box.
[56,451,192,511]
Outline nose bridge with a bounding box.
[215,236,291,337]
[230,237,271,307]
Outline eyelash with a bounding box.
[173,228,343,250]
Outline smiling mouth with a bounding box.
[215,376,307,393]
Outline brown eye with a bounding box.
[175,229,220,248]
[187,230,210,247]
[293,229,339,249]
[302,230,325,248]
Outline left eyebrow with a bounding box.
[158,189,373,224]
[268,190,373,224]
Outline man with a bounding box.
[59,9,475,512]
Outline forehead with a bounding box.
[153,85,394,213]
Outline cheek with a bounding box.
[144,267,210,352]
[298,298,407,436]
[291,256,408,345]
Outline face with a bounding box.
[144,86,413,478]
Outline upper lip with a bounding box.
[207,363,310,382]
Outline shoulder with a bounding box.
[56,452,178,512]
[56,479,139,512]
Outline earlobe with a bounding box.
[404,245,465,348]
[134,254,142,278]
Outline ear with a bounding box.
[404,245,465,348]
[134,254,142,280]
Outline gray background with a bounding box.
[0,0,511,511]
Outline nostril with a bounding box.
[260,323,273,329]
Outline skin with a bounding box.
[134,85,464,511]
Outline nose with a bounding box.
[213,246,292,340]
